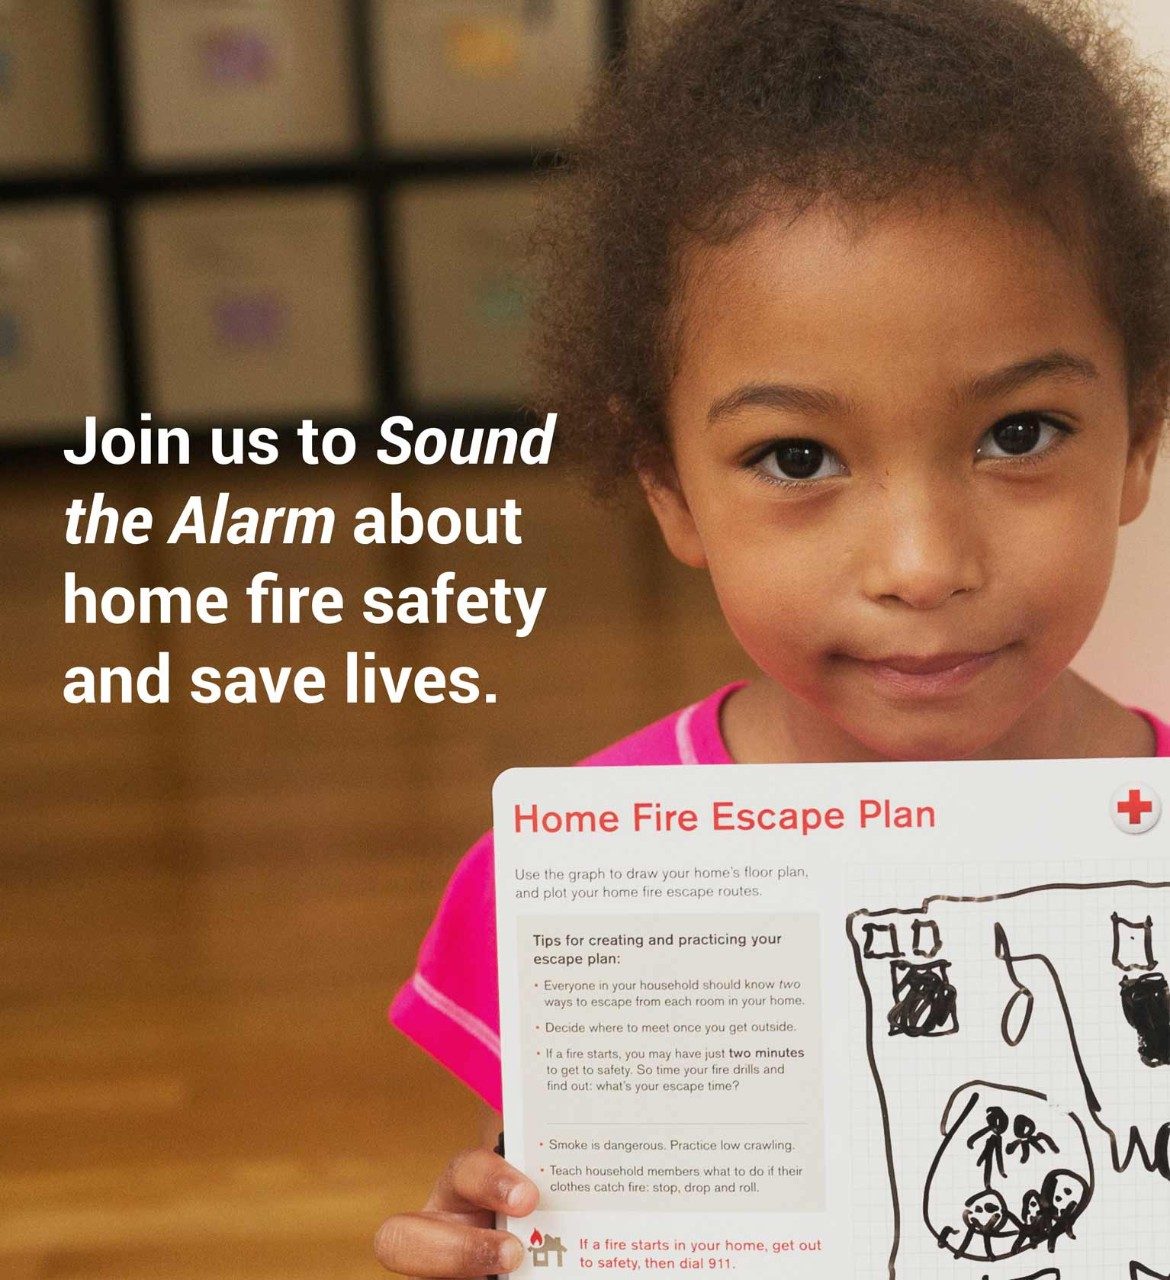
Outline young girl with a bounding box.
[375,0,1170,1272]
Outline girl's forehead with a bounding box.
[668,192,1124,391]
[677,192,1084,303]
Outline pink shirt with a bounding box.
[389,680,1170,1110]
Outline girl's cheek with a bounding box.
[713,576,828,674]
[1011,514,1116,651]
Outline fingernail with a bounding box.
[506,1182,529,1211]
[499,1238,524,1272]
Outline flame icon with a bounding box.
[530,1230,544,1246]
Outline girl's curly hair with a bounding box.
[529,0,1170,497]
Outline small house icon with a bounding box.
[528,1229,567,1268]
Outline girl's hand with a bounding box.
[373,1147,540,1278]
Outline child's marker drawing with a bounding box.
[848,880,1170,1278]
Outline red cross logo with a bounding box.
[1117,788,1154,826]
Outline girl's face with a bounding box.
[642,194,1161,760]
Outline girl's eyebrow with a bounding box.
[954,350,1101,404]
[706,349,1100,426]
[707,382,851,424]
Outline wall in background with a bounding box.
[1073,0,1170,711]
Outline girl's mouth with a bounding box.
[840,647,1012,697]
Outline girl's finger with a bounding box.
[426,1147,539,1217]
[372,1212,525,1278]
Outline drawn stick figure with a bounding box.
[1038,1170,1089,1252]
[1007,1113,1058,1165]
[942,1190,1022,1261]
[967,1105,1010,1184]
[1011,1189,1051,1255]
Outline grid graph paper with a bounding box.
[844,856,1170,1279]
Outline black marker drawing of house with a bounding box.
[848,880,1170,1280]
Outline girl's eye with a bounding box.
[752,438,847,484]
[977,414,1069,460]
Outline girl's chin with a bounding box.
[844,721,1018,757]
[836,703,1027,762]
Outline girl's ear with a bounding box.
[1121,369,1167,524]
[636,460,708,569]
[1116,419,1162,529]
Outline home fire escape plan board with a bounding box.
[493,759,1170,1280]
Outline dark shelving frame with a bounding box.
[0,0,631,463]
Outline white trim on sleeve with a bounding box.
[675,700,702,764]
[412,972,502,1058]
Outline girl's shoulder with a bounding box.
[1137,709,1170,757]
[577,680,743,768]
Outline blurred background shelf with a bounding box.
[0,0,643,449]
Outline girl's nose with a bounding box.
[860,482,986,610]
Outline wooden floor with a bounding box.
[0,456,749,1279]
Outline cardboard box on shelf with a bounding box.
[392,177,540,407]
[122,0,356,164]
[373,0,603,149]
[0,2,98,173]
[0,203,118,438]
[134,189,372,421]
